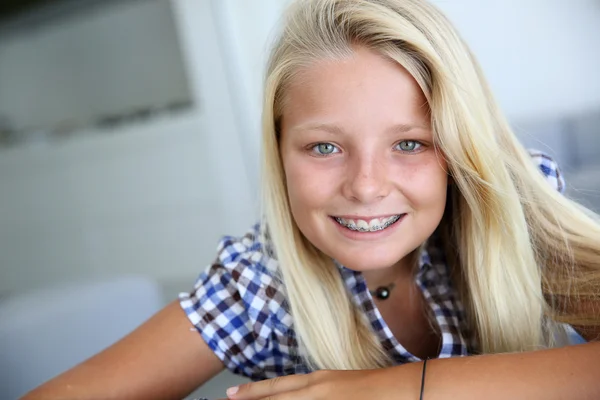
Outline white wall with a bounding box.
[0,0,190,131]
[0,0,269,299]
[431,0,600,120]
[210,0,291,187]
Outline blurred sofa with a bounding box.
[0,275,165,399]
[515,108,600,211]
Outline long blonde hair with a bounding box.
[260,0,600,370]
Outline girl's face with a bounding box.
[279,46,448,273]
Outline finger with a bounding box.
[227,374,310,400]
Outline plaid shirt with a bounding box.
[179,150,566,381]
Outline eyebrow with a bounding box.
[290,122,429,135]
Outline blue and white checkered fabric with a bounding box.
[179,150,565,381]
[529,150,566,194]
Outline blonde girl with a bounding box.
[25,1,600,399]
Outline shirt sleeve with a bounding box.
[528,150,566,194]
[179,233,274,380]
[528,151,587,343]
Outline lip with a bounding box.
[330,214,406,241]
[332,214,402,220]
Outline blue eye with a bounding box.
[396,140,422,152]
[312,143,339,155]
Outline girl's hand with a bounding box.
[222,366,421,400]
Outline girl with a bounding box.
[24,0,600,399]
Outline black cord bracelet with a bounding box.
[419,358,428,400]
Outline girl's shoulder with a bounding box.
[213,223,280,278]
[205,224,287,309]
[183,223,286,319]
[179,224,298,380]
[528,149,565,194]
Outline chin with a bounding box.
[332,252,405,272]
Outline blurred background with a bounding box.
[0,0,599,398]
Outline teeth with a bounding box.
[334,215,402,232]
[356,219,369,230]
[368,218,381,229]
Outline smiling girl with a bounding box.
[24,0,600,399]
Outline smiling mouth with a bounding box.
[333,214,405,232]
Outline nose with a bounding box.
[342,152,391,204]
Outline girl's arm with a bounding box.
[21,300,225,400]
[226,340,600,400]
[398,340,600,400]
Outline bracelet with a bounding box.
[419,358,428,400]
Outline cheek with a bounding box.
[400,161,448,211]
[283,154,336,213]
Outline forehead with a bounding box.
[281,47,429,129]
